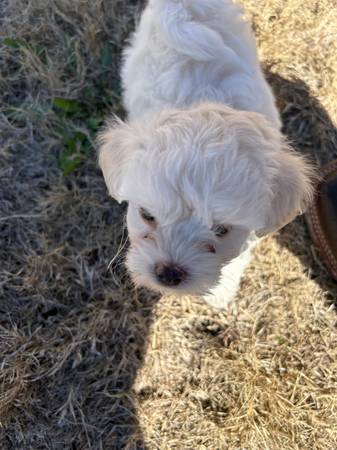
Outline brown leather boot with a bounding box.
[306,160,337,280]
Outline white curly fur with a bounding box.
[98,0,314,308]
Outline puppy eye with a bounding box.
[140,207,156,224]
[212,224,232,237]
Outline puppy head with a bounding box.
[98,103,315,294]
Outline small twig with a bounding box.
[0,214,42,222]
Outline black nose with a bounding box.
[154,263,187,287]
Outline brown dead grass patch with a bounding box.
[1,0,337,449]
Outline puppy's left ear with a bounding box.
[97,118,141,202]
[257,142,315,237]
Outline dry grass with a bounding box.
[1,0,337,449]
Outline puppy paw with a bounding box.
[202,289,237,310]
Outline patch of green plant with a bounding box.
[53,97,85,115]
[100,43,114,68]
[57,131,90,175]
[52,86,110,175]
[3,35,119,176]
[2,37,48,64]
[3,37,25,49]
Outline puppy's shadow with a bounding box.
[266,71,337,301]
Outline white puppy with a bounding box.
[98,0,314,308]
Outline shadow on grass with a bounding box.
[0,160,159,450]
[266,71,337,302]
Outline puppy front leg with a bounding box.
[202,248,252,309]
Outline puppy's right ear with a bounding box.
[97,118,141,202]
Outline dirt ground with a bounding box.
[1,0,337,449]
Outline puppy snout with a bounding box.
[154,263,187,287]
